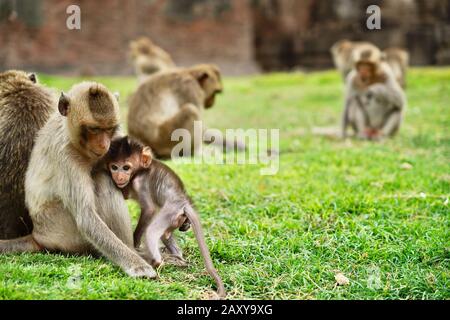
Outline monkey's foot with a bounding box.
[162,253,189,267]
[125,264,157,279]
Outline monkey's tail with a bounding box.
[0,235,42,253]
[183,205,226,299]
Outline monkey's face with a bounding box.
[107,144,153,189]
[357,62,375,84]
[59,83,121,162]
[109,160,135,188]
[82,125,117,160]
[199,66,223,109]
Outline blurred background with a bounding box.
[0,0,449,76]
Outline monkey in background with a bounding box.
[128,64,245,159]
[129,37,176,81]
[103,136,226,298]
[342,46,406,140]
[0,71,55,239]
[331,39,381,80]
[0,82,156,278]
[383,47,409,89]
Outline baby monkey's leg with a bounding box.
[161,235,188,267]
[134,207,154,248]
[144,204,186,267]
[133,175,157,248]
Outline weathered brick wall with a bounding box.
[253,0,450,71]
[0,0,259,75]
[0,0,449,75]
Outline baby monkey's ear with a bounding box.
[141,146,153,168]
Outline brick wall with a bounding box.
[0,0,259,75]
[0,0,449,75]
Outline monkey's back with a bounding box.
[0,76,55,239]
[127,70,204,148]
[147,159,191,208]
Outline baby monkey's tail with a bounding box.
[183,205,226,299]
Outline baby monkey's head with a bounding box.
[106,136,152,189]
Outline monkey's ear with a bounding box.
[197,72,209,86]
[191,69,209,87]
[113,92,120,102]
[141,147,153,168]
[58,92,70,117]
[28,73,37,83]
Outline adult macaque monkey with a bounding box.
[128,64,244,159]
[0,82,156,278]
[383,47,410,89]
[103,136,226,298]
[129,37,176,81]
[341,47,406,140]
[0,71,55,239]
[331,40,380,80]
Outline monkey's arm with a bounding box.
[341,74,359,139]
[380,110,402,137]
[64,171,156,278]
[341,71,358,139]
[367,83,405,110]
[131,174,156,248]
[341,97,351,139]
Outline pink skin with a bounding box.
[109,161,134,188]
[357,62,375,85]
[364,128,381,139]
[109,149,152,189]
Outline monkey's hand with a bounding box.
[125,263,157,279]
[365,128,381,140]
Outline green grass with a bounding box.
[1,69,449,299]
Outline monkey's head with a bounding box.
[129,37,155,60]
[0,70,37,89]
[58,82,121,162]
[106,136,152,189]
[331,39,352,56]
[353,46,382,84]
[188,64,223,109]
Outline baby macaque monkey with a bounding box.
[104,136,226,298]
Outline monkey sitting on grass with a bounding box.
[102,136,226,298]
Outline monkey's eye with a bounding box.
[87,127,101,134]
[111,165,119,171]
[123,165,130,171]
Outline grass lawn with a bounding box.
[0,69,448,299]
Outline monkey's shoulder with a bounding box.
[149,160,187,192]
